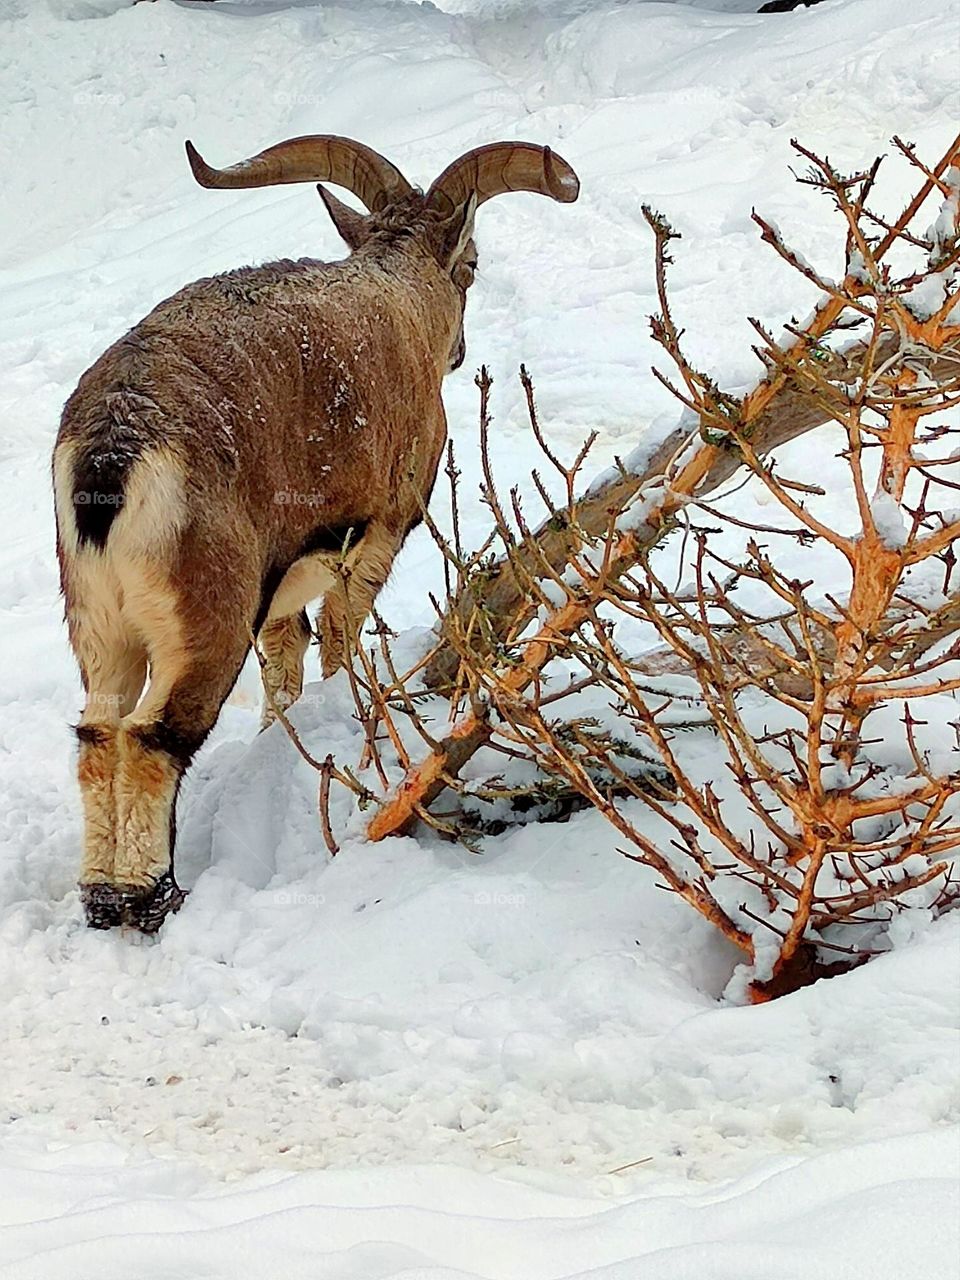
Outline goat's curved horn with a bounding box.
[185,135,412,213]
[427,142,579,212]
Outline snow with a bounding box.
[870,488,909,548]
[0,0,958,1275]
[929,165,960,249]
[1,1127,957,1279]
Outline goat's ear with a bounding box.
[317,184,370,250]
[438,191,478,271]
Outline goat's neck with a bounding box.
[359,241,464,368]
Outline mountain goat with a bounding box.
[53,133,579,931]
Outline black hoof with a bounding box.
[126,873,187,934]
[80,874,187,933]
[79,881,126,930]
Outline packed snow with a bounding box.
[0,0,958,1276]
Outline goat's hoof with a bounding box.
[79,881,126,930]
[79,875,187,933]
[126,874,187,934]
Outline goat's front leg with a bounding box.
[317,524,399,677]
[257,609,312,729]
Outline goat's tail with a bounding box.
[54,434,186,561]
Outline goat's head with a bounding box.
[185,134,579,373]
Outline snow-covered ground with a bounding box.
[0,0,958,1275]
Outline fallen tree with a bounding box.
[366,133,960,844]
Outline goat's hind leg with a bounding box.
[71,610,147,927]
[76,717,122,929]
[112,717,191,933]
[112,605,252,932]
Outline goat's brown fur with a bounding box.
[53,139,578,930]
